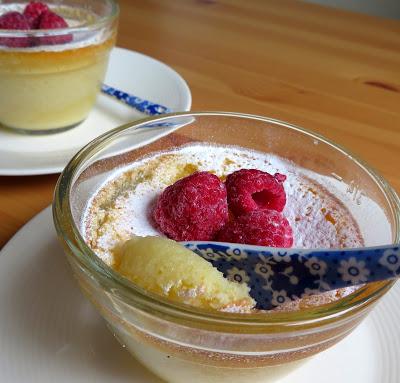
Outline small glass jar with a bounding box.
[0,0,118,134]
[53,112,400,383]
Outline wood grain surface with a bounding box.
[1,0,399,248]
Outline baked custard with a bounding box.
[52,110,397,383]
[0,1,117,133]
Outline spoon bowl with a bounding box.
[183,241,400,309]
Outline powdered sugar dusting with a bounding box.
[83,143,367,265]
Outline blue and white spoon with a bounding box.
[101,84,172,115]
[183,241,400,310]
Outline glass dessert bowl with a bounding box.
[0,0,118,134]
[53,112,400,383]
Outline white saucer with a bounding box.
[0,47,192,176]
[0,206,399,382]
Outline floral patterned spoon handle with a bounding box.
[183,242,400,310]
[101,84,172,115]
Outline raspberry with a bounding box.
[0,11,29,29]
[153,172,229,241]
[23,1,49,28]
[37,11,72,45]
[0,12,31,48]
[225,169,287,216]
[216,210,293,247]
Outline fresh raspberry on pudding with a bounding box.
[37,10,72,45]
[0,12,30,47]
[216,209,293,247]
[23,1,49,28]
[153,171,229,241]
[225,169,287,216]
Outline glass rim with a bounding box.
[0,0,119,37]
[53,111,400,329]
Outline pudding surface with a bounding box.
[83,143,365,266]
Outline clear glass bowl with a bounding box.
[53,112,400,383]
[0,0,118,133]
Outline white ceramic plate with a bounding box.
[0,206,399,382]
[0,47,192,176]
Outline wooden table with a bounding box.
[1,0,399,248]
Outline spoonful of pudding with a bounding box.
[113,169,400,311]
[116,235,399,311]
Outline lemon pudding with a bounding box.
[79,142,391,383]
[53,112,399,383]
[118,236,255,311]
[0,1,118,133]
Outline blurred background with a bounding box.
[304,0,400,19]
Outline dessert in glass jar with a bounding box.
[0,0,118,133]
[53,112,400,383]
